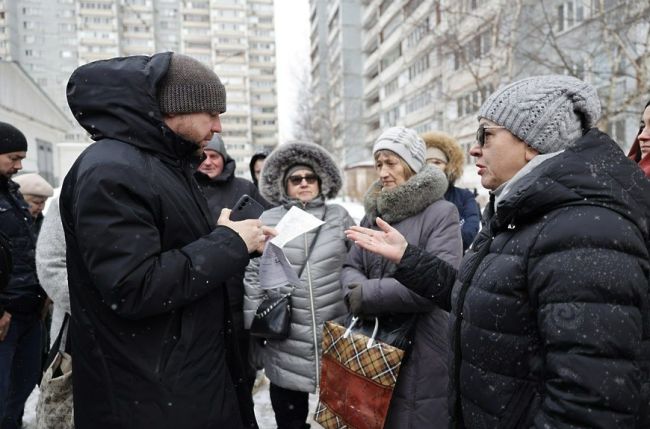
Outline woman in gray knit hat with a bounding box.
[341,126,462,428]
[243,141,355,429]
[346,76,650,428]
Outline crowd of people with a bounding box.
[0,51,648,429]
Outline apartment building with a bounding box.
[0,0,278,178]
[308,0,364,198]
[355,0,650,197]
[308,0,331,150]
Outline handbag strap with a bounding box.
[59,312,70,353]
[297,205,328,278]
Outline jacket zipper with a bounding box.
[304,232,320,388]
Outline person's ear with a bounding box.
[524,145,539,162]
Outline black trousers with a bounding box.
[269,383,310,429]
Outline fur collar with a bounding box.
[363,165,448,224]
[260,141,341,206]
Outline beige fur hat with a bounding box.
[13,173,54,197]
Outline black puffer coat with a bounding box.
[61,53,256,429]
[0,177,45,315]
[394,129,650,428]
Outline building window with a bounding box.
[384,77,399,97]
[408,53,430,80]
[607,118,626,146]
[380,45,402,71]
[557,1,588,32]
[456,84,494,117]
[405,90,432,114]
[405,18,429,49]
[404,0,425,16]
[380,12,401,43]
[453,27,493,70]
[36,139,56,186]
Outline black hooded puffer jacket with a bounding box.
[61,53,257,429]
[394,129,650,428]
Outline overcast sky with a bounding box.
[274,0,311,143]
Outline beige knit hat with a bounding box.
[157,54,227,114]
[13,173,54,197]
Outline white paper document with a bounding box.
[258,207,325,290]
[269,206,325,248]
[258,242,301,290]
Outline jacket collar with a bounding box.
[363,165,448,224]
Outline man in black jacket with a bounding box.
[249,150,269,188]
[0,122,46,429]
[195,134,271,391]
[61,53,270,429]
[196,133,271,221]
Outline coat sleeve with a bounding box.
[529,209,646,428]
[36,198,70,315]
[459,190,481,251]
[392,245,457,311]
[72,163,251,320]
[341,202,462,315]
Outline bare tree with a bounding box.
[434,0,650,143]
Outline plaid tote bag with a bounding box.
[314,317,405,429]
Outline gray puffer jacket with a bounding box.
[243,141,355,393]
[244,199,354,392]
[341,165,463,429]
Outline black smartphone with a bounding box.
[230,194,265,221]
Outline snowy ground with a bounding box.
[23,373,323,429]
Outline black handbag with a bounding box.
[250,206,327,340]
[250,290,292,339]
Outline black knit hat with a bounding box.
[0,122,28,155]
[157,54,227,114]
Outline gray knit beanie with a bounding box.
[0,122,28,154]
[478,75,601,154]
[373,127,426,173]
[204,133,227,158]
[158,54,226,114]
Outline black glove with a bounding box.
[345,284,364,316]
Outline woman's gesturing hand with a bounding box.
[345,217,408,264]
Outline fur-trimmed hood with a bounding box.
[421,131,464,184]
[363,165,448,224]
[260,141,342,205]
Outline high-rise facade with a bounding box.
[328,0,650,197]
[0,0,278,178]
[309,0,364,197]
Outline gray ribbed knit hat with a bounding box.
[373,127,426,173]
[158,54,226,114]
[204,133,227,158]
[478,75,601,154]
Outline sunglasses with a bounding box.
[476,125,506,146]
[288,174,318,186]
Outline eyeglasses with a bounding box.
[476,125,506,147]
[288,174,318,186]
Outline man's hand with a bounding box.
[0,311,11,342]
[218,208,277,253]
[345,217,408,264]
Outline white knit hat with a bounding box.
[13,173,54,197]
[373,127,426,173]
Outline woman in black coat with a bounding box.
[347,75,650,428]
